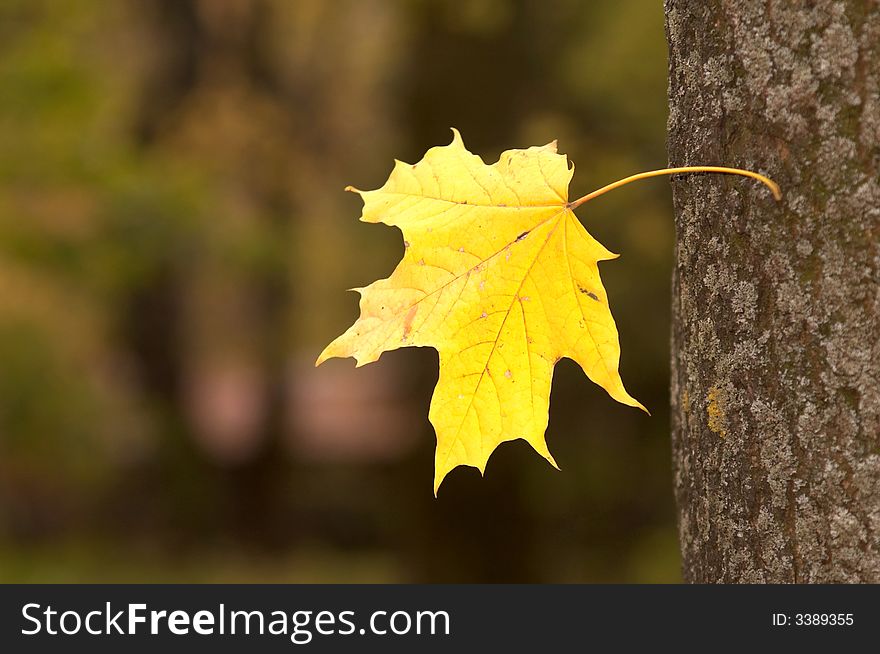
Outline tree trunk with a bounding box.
[665,0,880,582]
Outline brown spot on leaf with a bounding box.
[578,285,600,301]
[402,305,418,340]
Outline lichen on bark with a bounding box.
[665,0,879,583]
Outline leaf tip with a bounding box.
[432,471,446,498]
[449,127,463,146]
[624,394,650,415]
[354,354,377,368]
[608,382,650,416]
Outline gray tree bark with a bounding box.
[665,0,880,582]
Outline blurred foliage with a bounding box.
[0,0,677,582]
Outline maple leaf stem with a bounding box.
[569,166,782,209]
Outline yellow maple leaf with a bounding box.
[317,129,779,494]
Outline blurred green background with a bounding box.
[0,0,677,582]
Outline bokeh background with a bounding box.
[0,0,677,582]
